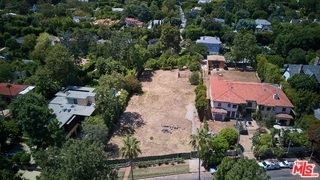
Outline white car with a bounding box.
[210,167,217,174]
[258,160,280,170]
[279,160,294,169]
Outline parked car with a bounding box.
[210,167,217,174]
[258,160,280,170]
[279,160,292,168]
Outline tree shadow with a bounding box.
[113,112,146,136]
[105,143,120,158]
[139,69,154,82]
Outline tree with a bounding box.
[288,74,318,92]
[232,31,259,68]
[219,128,238,149]
[8,93,61,149]
[82,117,108,144]
[120,136,141,180]
[30,33,53,63]
[190,128,213,179]
[0,61,13,82]
[189,71,200,85]
[44,44,80,87]
[236,19,256,31]
[211,135,229,165]
[21,34,37,55]
[308,123,320,159]
[268,55,285,68]
[286,48,307,64]
[35,138,118,180]
[5,38,19,50]
[159,24,181,53]
[215,157,269,180]
[214,157,235,180]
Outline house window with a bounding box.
[247,102,252,107]
[228,103,231,107]
[282,107,286,112]
[267,107,271,111]
[232,105,237,108]
[218,102,221,107]
[261,106,265,111]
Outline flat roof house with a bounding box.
[196,36,221,55]
[209,77,294,125]
[49,86,96,139]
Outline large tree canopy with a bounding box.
[35,138,118,180]
[215,157,270,180]
[288,73,318,92]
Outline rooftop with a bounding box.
[196,36,221,44]
[255,19,271,25]
[207,55,225,62]
[209,77,294,108]
[0,83,30,96]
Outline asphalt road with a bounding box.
[267,162,320,180]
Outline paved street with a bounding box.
[267,161,320,180]
[143,172,212,180]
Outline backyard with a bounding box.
[108,69,195,157]
[205,67,261,83]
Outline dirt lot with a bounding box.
[108,69,195,157]
[207,120,236,134]
[205,68,260,83]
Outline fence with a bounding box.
[109,151,198,168]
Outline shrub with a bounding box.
[158,161,163,166]
[20,153,31,164]
[164,160,169,165]
[189,71,200,85]
[176,158,185,164]
[12,152,23,163]
[171,161,175,165]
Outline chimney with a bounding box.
[273,94,279,100]
[279,84,284,90]
[298,64,303,73]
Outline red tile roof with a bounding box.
[209,77,294,108]
[0,83,29,96]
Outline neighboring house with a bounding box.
[290,19,303,25]
[198,0,212,4]
[73,16,86,23]
[78,0,89,2]
[191,7,201,12]
[147,19,163,29]
[125,18,143,27]
[209,77,294,125]
[196,36,221,54]
[148,39,160,46]
[0,83,35,97]
[283,64,320,83]
[93,19,120,26]
[214,18,225,23]
[112,8,124,12]
[255,19,272,32]
[15,37,24,44]
[207,55,225,70]
[49,86,96,139]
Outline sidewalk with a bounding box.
[189,159,206,173]
[123,166,131,180]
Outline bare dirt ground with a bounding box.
[207,120,236,134]
[204,68,261,83]
[108,69,195,157]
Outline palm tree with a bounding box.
[6,83,12,99]
[120,136,141,180]
[189,128,213,180]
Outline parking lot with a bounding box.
[266,160,320,180]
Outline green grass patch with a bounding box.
[128,164,189,179]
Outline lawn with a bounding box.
[127,164,190,179]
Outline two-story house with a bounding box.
[255,19,272,32]
[196,36,221,54]
[209,77,294,125]
[49,86,96,139]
